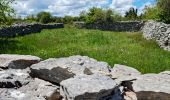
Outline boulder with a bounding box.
[30,55,112,84]
[60,74,122,100]
[125,73,170,100]
[0,69,32,88]
[111,64,141,81]
[0,54,41,69]
[0,78,62,100]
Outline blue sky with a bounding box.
[12,0,156,17]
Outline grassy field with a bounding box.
[0,26,170,73]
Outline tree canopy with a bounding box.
[0,0,15,25]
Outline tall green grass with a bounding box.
[0,27,170,73]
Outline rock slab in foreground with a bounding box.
[30,55,112,84]
[60,74,122,100]
[0,54,41,69]
[131,72,170,100]
[0,78,62,100]
[0,69,32,88]
[111,64,141,81]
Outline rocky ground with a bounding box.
[0,54,170,100]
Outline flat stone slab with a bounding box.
[130,72,170,100]
[111,64,141,82]
[0,78,62,100]
[30,55,112,84]
[0,54,41,69]
[60,74,122,100]
[0,69,32,88]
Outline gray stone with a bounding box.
[0,69,32,88]
[60,74,122,100]
[30,55,112,84]
[128,73,170,100]
[0,54,41,69]
[142,20,170,51]
[111,64,141,81]
[0,23,64,38]
[0,78,62,100]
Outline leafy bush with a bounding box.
[125,7,138,20]
[37,12,52,24]
[157,0,170,23]
[0,0,15,26]
[141,6,160,21]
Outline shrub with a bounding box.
[125,7,138,20]
[0,0,15,26]
[157,0,170,23]
[141,6,160,21]
[37,12,52,24]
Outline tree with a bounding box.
[157,0,170,23]
[0,0,15,25]
[125,7,138,20]
[86,7,106,23]
[37,12,52,24]
[141,6,159,21]
[105,9,113,22]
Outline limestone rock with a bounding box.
[111,64,141,81]
[0,54,41,69]
[130,73,170,100]
[60,74,122,100]
[0,69,32,88]
[0,78,62,100]
[142,20,170,51]
[30,55,112,84]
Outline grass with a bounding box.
[0,26,170,73]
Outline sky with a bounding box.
[12,0,156,17]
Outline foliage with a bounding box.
[140,6,160,21]
[81,7,123,24]
[63,16,74,24]
[157,0,170,23]
[85,7,105,23]
[1,27,170,73]
[0,0,15,26]
[37,12,52,24]
[125,7,138,20]
[25,14,37,23]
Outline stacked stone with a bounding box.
[73,21,144,32]
[0,55,170,100]
[142,20,170,51]
[0,23,64,38]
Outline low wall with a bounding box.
[74,21,145,32]
[142,21,170,51]
[0,23,64,38]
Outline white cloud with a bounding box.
[12,0,142,17]
[138,2,154,15]
[110,0,134,15]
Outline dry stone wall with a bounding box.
[74,21,145,32]
[0,54,170,100]
[142,20,170,51]
[0,23,64,38]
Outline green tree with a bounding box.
[105,9,113,22]
[125,7,138,20]
[157,0,170,23]
[37,12,52,24]
[0,0,15,26]
[141,6,159,21]
[63,16,74,24]
[86,7,105,23]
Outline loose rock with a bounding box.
[0,54,41,69]
[60,74,122,100]
[0,69,32,88]
[30,55,112,84]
